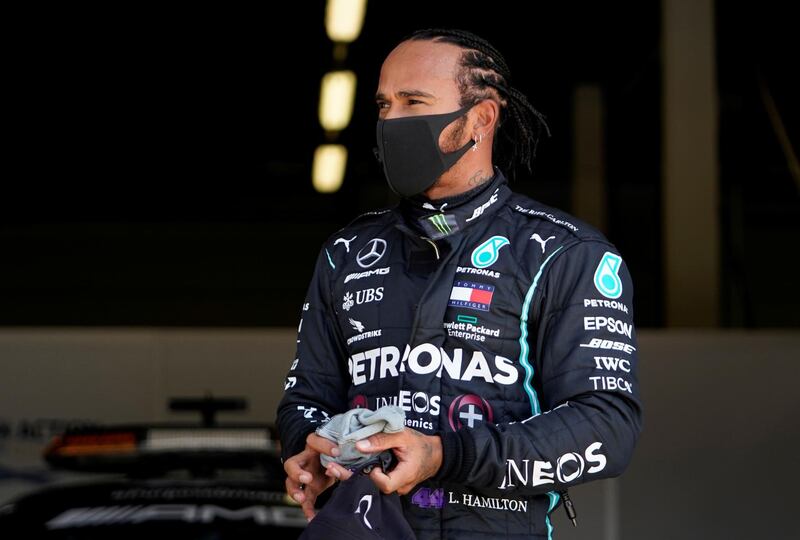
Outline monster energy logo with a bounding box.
[428,214,452,235]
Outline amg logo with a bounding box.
[344,267,390,283]
[46,505,307,529]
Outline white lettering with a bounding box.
[344,267,390,283]
[466,189,499,222]
[462,352,494,383]
[514,205,579,232]
[579,338,636,355]
[584,316,633,339]
[497,442,607,489]
[408,343,440,375]
[589,376,633,394]
[586,442,607,473]
[593,356,631,373]
[583,298,629,314]
[351,345,518,385]
[456,266,501,279]
[379,346,400,379]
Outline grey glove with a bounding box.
[315,405,405,470]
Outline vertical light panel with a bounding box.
[319,70,357,132]
[325,0,367,43]
[662,0,720,326]
[312,144,347,193]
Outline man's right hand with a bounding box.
[283,433,341,521]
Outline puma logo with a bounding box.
[334,235,357,253]
[531,233,556,253]
[355,494,373,529]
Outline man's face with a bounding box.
[375,40,468,152]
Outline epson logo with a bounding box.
[344,267,390,283]
[498,442,607,490]
[46,505,307,529]
[584,316,633,339]
[347,344,518,386]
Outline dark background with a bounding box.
[2,1,797,327]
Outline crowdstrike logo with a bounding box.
[346,318,382,346]
[349,318,365,333]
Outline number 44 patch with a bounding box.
[411,487,445,509]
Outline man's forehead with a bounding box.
[377,40,462,96]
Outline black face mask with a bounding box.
[375,106,474,197]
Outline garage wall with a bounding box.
[1,329,798,539]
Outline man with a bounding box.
[277,28,642,539]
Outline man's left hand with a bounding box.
[354,428,442,495]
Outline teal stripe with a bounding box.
[517,246,563,416]
[545,491,561,540]
[325,248,335,269]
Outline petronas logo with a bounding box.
[428,214,452,235]
[471,236,510,269]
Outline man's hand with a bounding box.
[283,433,341,520]
[354,428,442,495]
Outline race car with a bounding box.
[0,397,307,539]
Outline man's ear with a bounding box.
[471,99,500,136]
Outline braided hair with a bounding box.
[406,28,550,177]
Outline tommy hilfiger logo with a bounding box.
[448,281,495,312]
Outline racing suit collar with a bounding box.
[400,168,511,240]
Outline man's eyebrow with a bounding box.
[375,89,436,100]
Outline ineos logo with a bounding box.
[356,238,387,268]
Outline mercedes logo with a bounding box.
[356,238,387,268]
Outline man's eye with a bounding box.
[408,99,424,105]
[376,102,389,110]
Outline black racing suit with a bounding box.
[276,171,642,539]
